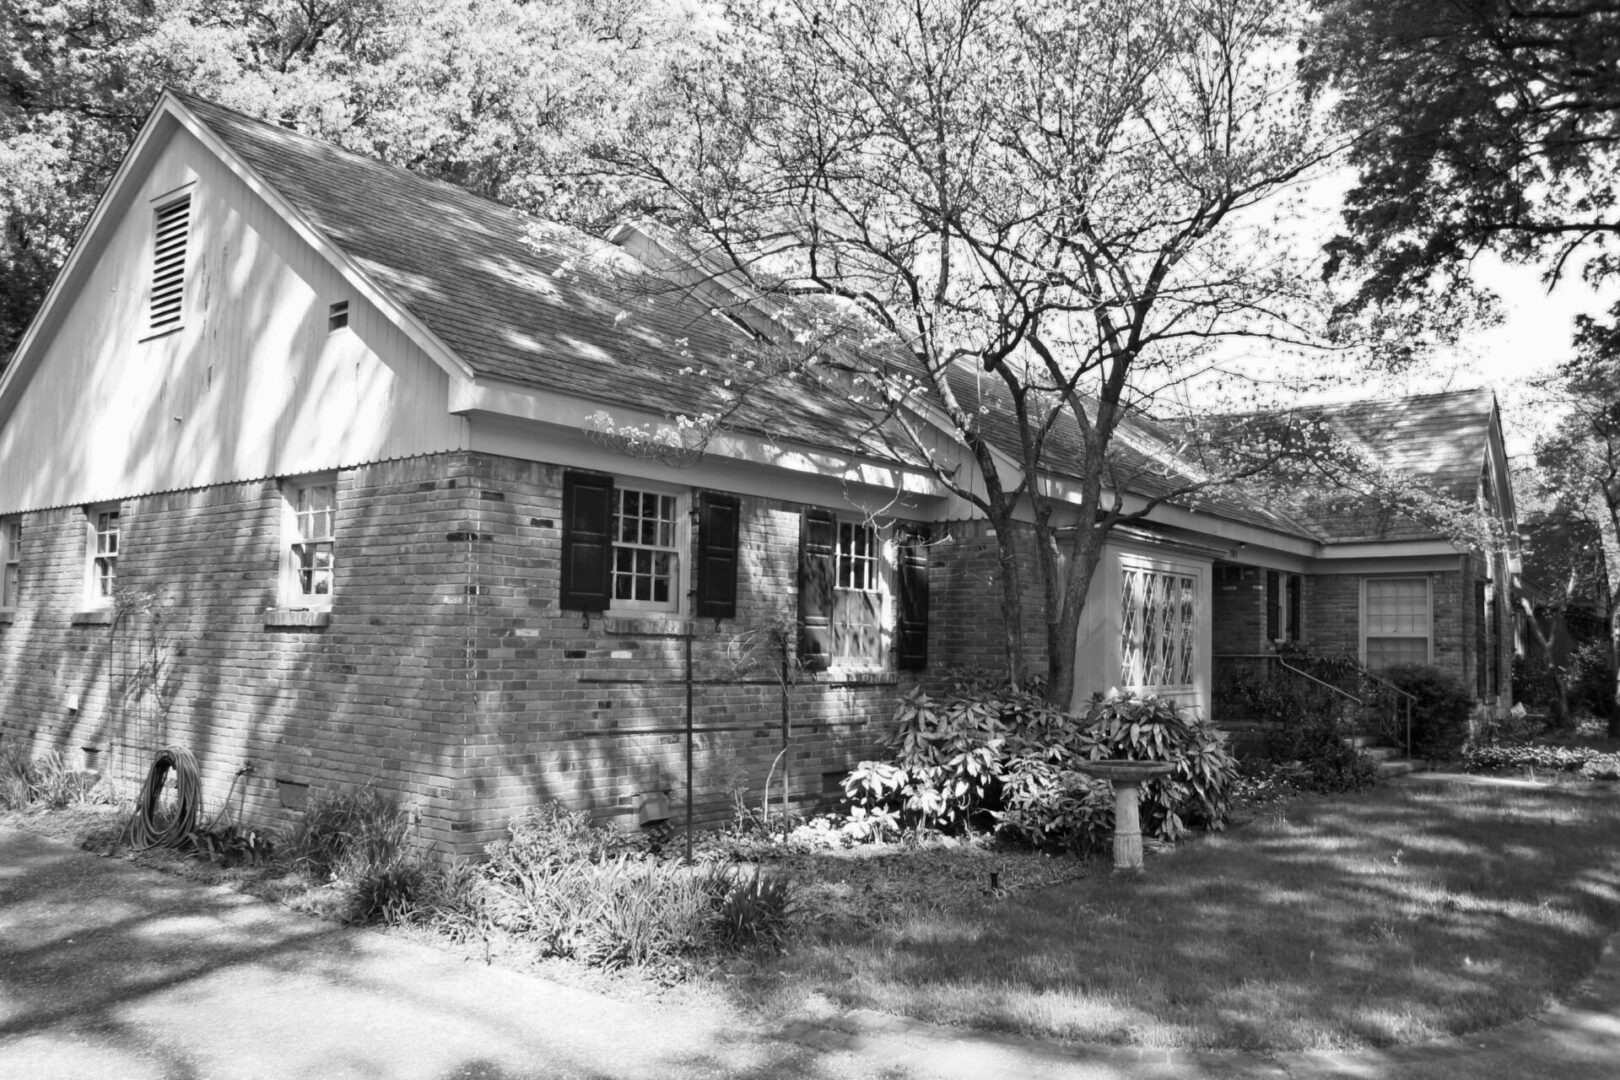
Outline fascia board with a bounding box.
[162,93,477,388]
[450,376,947,498]
[1314,539,1459,559]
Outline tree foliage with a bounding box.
[0,0,708,367]
[1306,0,1620,322]
[1534,337,1620,731]
[603,0,1340,703]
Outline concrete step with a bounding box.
[1376,758,1424,778]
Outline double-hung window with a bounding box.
[1119,560,1198,689]
[284,479,336,606]
[1,517,20,609]
[87,507,120,605]
[832,519,884,665]
[1363,577,1430,669]
[798,509,899,671]
[561,473,733,618]
[611,487,680,611]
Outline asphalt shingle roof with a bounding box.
[172,95,1491,548]
[1288,388,1496,542]
[174,93,888,459]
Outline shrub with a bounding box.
[1569,641,1618,721]
[351,861,430,925]
[1272,711,1380,794]
[843,684,1239,853]
[283,782,414,882]
[0,746,97,810]
[472,802,797,969]
[714,868,796,951]
[0,741,31,809]
[1380,664,1474,758]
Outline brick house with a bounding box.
[0,93,1518,857]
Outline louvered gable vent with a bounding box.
[149,195,190,332]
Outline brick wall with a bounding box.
[1302,566,1472,691]
[0,451,940,859]
[444,454,923,853]
[0,456,480,852]
[1212,565,1265,654]
[926,518,1049,682]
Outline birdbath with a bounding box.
[1076,760,1177,871]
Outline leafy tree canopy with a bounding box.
[1306,0,1620,321]
[0,0,708,368]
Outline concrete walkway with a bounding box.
[4,820,1620,1080]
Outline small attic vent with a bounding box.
[149,195,191,333]
[328,300,349,332]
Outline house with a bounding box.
[0,92,1518,857]
[1206,390,1520,737]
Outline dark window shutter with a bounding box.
[896,527,929,670]
[1265,570,1280,641]
[695,492,740,619]
[561,472,613,611]
[1286,574,1301,643]
[798,508,836,672]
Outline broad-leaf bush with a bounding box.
[1380,664,1473,757]
[843,682,1239,853]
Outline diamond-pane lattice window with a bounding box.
[1120,565,1198,688]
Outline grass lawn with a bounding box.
[10,771,1620,1053]
[722,776,1620,1051]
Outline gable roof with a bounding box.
[1285,388,1501,542]
[0,90,1510,552]
[165,92,891,460]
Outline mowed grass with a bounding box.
[736,778,1620,1051]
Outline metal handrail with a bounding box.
[1275,655,1365,709]
[1213,652,1419,759]
[1358,668,1418,759]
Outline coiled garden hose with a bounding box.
[122,746,203,850]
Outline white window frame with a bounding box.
[281,477,337,609]
[1118,555,1201,691]
[830,516,893,670]
[1360,575,1433,669]
[608,482,687,615]
[85,505,120,607]
[1,516,20,610]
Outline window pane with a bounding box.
[1121,568,1197,688]
[1366,578,1427,634]
[1367,636,1427,669]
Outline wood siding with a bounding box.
[0,125,468,514]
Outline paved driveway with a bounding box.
[5,822,1620,1080]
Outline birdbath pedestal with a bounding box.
[1076,760,1177,871]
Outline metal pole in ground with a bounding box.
[684,624,694,864]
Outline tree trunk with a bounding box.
[1046,523,1108,710]
[989,507,1028,692]
[1518,596,1571,728]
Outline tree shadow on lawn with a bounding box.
[739,781,1620,1052]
